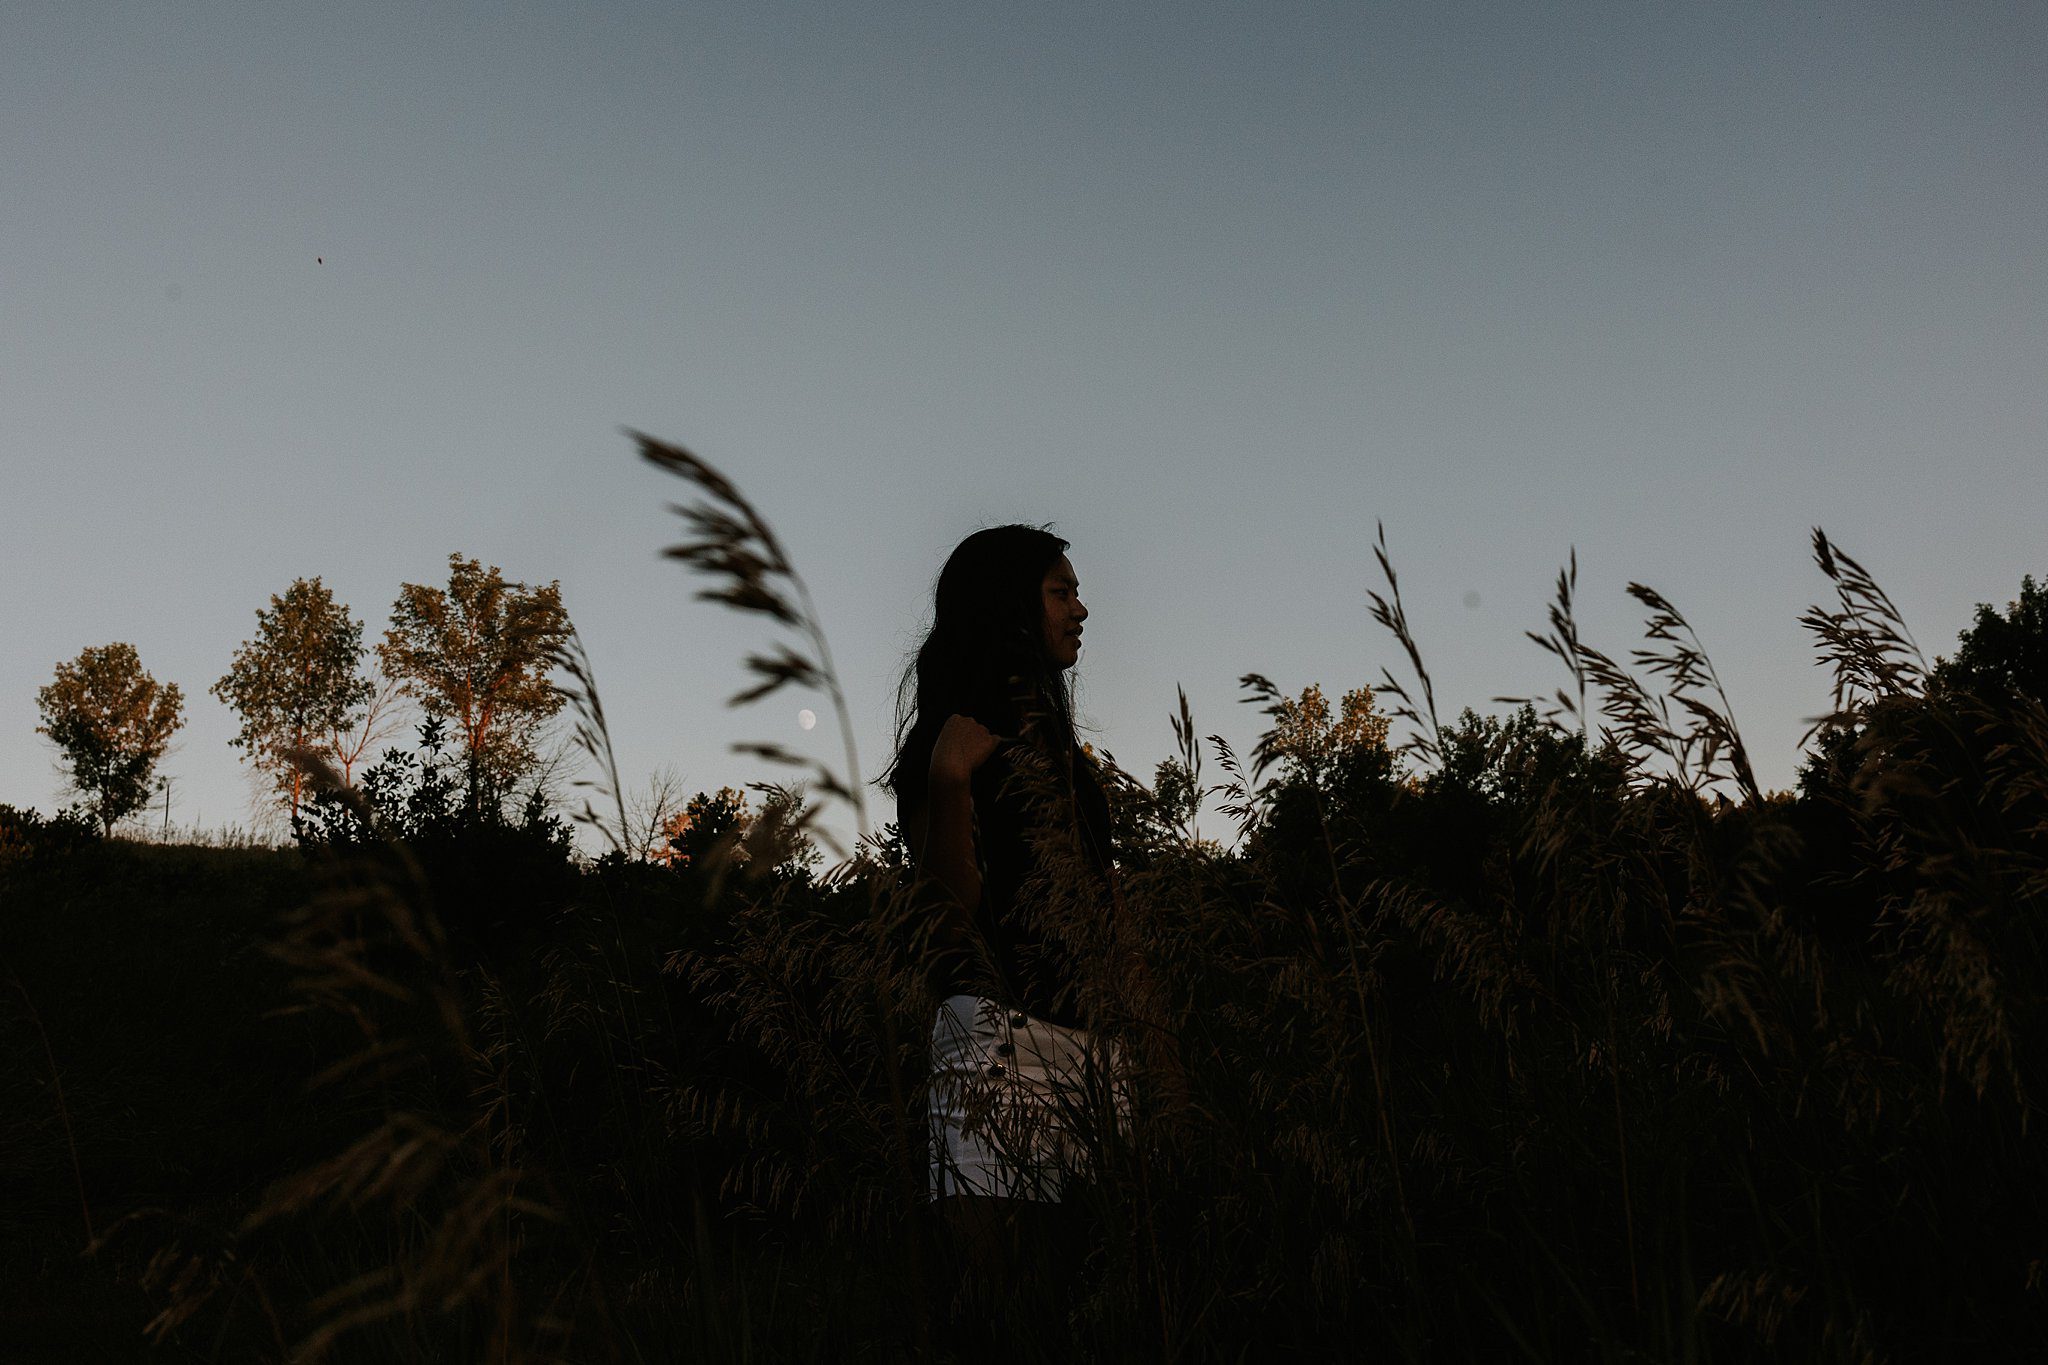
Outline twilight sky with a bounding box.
[4,1,2044,847]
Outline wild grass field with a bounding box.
[4,442,2044,1363]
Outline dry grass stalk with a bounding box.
[633,429,867,845]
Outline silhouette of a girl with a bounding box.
[884,524,1122,1340]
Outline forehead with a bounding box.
[1042,555,1078,588]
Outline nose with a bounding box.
[1074,597,1088,623]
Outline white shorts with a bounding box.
[927,994,1128,1203]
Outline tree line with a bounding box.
[35,554,2048,844]
[32,554,571,835]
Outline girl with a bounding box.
[884,524,1125,1343]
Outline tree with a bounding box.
[1930,573,2048,705]
[211,577,376,824]
[656,786,749,869]
[378,553,573,812]
[1268,683,1391,784]
[35,643,186,835]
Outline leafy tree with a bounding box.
[211,577,376,824]
[651,785,820,882]
[35,643,186,835]
[1930,573,2048,704]
[658,786,750,869]
[1266,683,1392,787]
[378,553,573,812]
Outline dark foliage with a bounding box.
[1931,573,2048,705]
[0,801,99,871]
[296,718,580,963]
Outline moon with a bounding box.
[798,708,817,731]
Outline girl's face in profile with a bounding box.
[1040,555,1087,670]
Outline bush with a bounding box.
[0,802,97,872]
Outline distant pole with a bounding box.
[161,777,171,838]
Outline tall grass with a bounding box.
[13,436,2043,1361]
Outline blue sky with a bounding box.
[4,1,2043,845]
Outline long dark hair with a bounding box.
[883,524,1077,807]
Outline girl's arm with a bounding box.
[906,714,1001,937]
[917,771,980,926]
